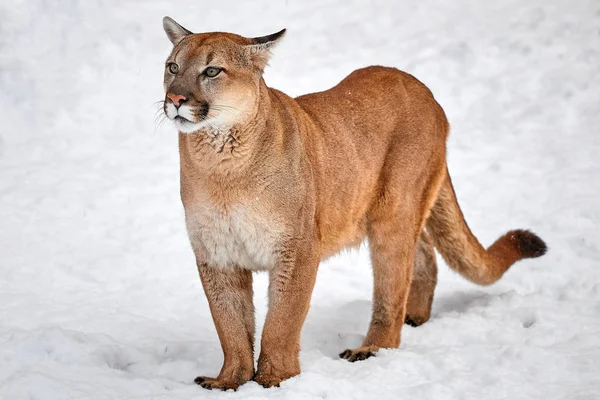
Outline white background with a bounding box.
[1,0,599,399]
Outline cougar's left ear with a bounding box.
[163,16,193,45]
[244,29,286,72]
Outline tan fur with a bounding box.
[161,18,546,390]
[405,231,438,327]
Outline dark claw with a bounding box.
[354,351,374,362]
[260,382,280,389]
[339,349,375,362]
[194,376,218,390]
[339,349,352,359]
[405,315,426,327]
[194,376,205,385]
[194,376,242,391]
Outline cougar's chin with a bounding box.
[174,116,208,134]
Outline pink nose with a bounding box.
[167,93,186,107]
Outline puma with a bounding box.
[161,17,546,390]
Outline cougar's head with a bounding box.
[161,17,285,134]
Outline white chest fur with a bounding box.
[185,203,283,271]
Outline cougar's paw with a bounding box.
[253,372,285,388]
[194,376,241,391]
[339,346,378,362]
[254,355,300,388]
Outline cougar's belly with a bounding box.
[185,204,284,271]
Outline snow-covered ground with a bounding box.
[1,0,599,398]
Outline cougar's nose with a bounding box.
[167,93,187,108]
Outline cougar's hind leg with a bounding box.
[339,123,446,362]
[340,200,422,362]
[405,231,438,327]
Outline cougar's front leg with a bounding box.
[195,263,255,391]
[254,244,320,388]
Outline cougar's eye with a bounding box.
[204,67,222,78]
[168,63,179,74]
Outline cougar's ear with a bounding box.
[244,29,286,72]
[163,16,193,45]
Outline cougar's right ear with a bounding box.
[163,16,193,45]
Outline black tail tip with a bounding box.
[509,229,547,258]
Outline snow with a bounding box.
[1,0,599,399]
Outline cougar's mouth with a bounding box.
[173,115,202,132]
[174,115,193,124]
[164,101,222,134]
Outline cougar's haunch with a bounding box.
[160,17,546,390]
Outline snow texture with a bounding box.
[1,0,599,399]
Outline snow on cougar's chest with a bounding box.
[186,204,282,271]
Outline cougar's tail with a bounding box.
[426,168,546,285]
